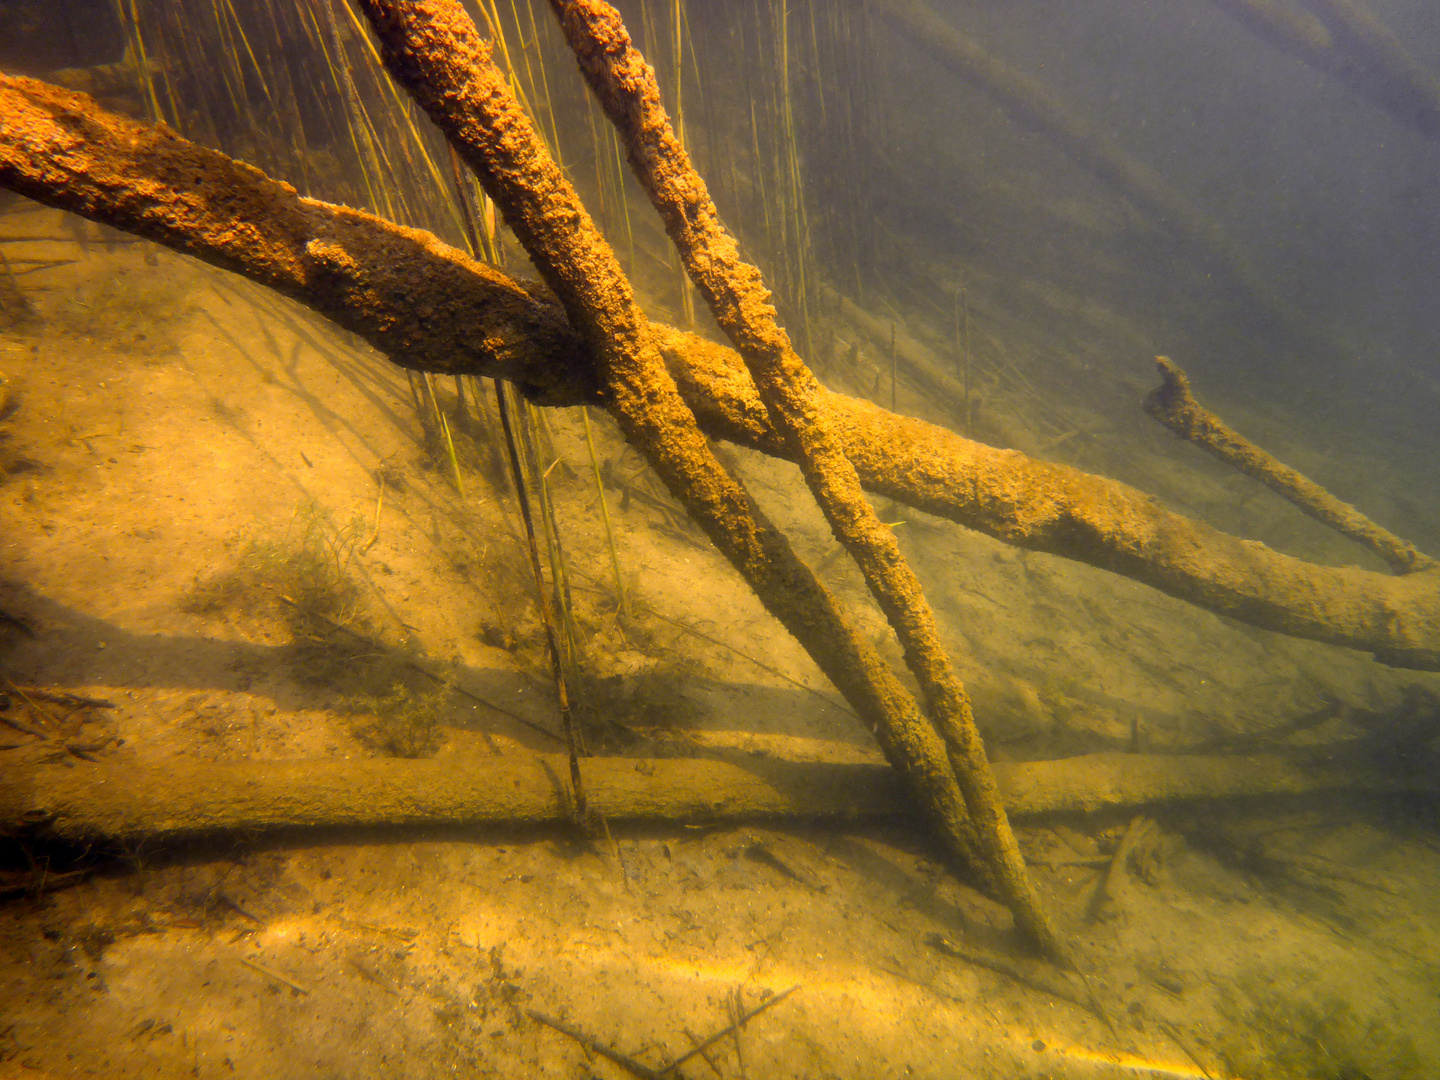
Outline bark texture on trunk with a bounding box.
[351,0,1038,936]
[2,72,1437,673]
[2,72,1436,672]
[547,0,1060,961]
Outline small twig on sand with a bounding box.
[925,933,1112,1031]
[0,867,91,900]
[1086,813,1148,923]
[238,957,310,996]
[526,1009,671,1080]
[2,680,115,710]
[0,712,47,739]
[658,985,797,1076]
[680,1028,724,1079]
[1157,1018,1216,1080]
[874,962,965,1005]
[727,987,747,1080]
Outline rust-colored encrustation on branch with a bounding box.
[350,0,1047,937]
[547,0,1060,960]
[3,75,1438,672]
[0,74,594,406]
[669,329,1440,672]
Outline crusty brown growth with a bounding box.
[353,0,1004,890]
[2,74,1437,671]
[0,73,594,405]
[1146,355,1436,575]
[549,0,1061,959]
[663,328,1440,672]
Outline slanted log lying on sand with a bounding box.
[666,328,1440,671]
[2,73,1438,671]
[0,750,1426,844]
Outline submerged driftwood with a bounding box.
[1146,355,1437,576]
[351,0,1067,955]
[548,0,1059,958]
[0,750,1423,844]
[1,74,1436,672]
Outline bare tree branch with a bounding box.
[3,72,1438,673]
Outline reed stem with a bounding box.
[582,405,628,620]
[494,379,585,818]
[525,401,579,664]
[961,287,972,435]
[889,320,896,412]
[422,371,466,496]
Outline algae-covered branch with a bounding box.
[2,71,1436,673]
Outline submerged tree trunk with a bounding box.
[2,750,1421,845]
[2,72,1437,674]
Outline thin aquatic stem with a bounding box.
[494,379,586,817]
[524,400,580,666]
[315,0,394,218]
[581,405,628,620]
[336,0,467,237]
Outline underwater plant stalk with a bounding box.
[547,0,1065,960]
[774,0,815,358]
[447,139,500,266]
[422,371,466,495]
[218,0,276,110]
[318,0,395,220]
[535,409,581,623]
[519,0,566,155]
[116,0,165,124]
[334,0,468,236]
[670,0,695,329]
[889,321,896,412]
[581,405,628,620]
[494,378,587,819]
[957,287,971,435]
[607,126,635,272]
[521,399,580,664]
[192,0,249,140]
[583,98,609,232]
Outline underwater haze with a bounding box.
[2,1,1440,1077]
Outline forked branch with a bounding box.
[2,74,1437,672]
[351,0,1040,945]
